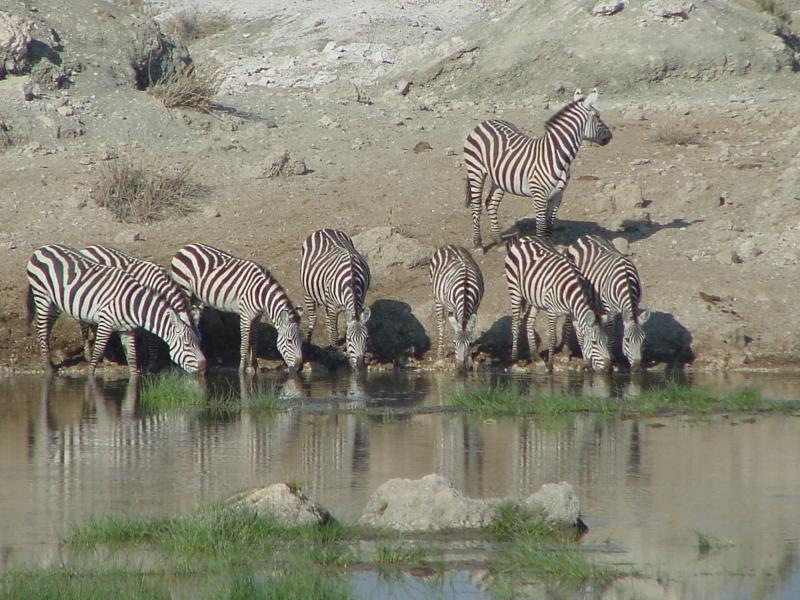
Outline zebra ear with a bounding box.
[295,306,304,319]
[448,315,459,332]
[637,308,651,325]
[467,313,478,333]
[343,308,353,321]
[360,307,371,324]
[583,88,598,109]
[275,311,289,328]
[584,312,596,327]
[573,88,583,101]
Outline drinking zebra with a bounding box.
[300,229,371,370]
[26,243,205,375]
[564,235,650,371]
[80,244,197,365]
[464,89,612,251]
[504,236,611,372]
[429,245,484,369]
[170,243,303,372]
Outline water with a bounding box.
[1,370,799,599]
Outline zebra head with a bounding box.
[622,308,651,371]
[576,311,612,373]
[164,310,206,373]
[448,313,477,370]
[344,307,371,369]
[275,310,303,371]
[580,89,612,146]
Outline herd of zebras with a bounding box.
[25,89,650,377]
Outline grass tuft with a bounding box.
[229,567,352,600]
[697,530,734,555]
[374,541,425,565]
[139,372,206,412]
[162,10,235,43]
[93,156,200,224]
[148,64,224,113]
[0,568,166,600]
[651,129,703,147]
[489,502,561,542]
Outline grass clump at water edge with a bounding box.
[451,382,792,417]
[139,372,206,412]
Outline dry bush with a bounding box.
[94,157,201,224]
[651,129,703,147]
[753,0,790,22]
[148,64,224,112]
[162,10,234,42]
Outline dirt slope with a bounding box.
[0,0,798,372]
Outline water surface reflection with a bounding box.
[0,370,799,599]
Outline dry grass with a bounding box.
[651,129,703,147]
[93,156,201,224]
[162,10,234,43]
[752,0,790,21]
[148,64,224,113]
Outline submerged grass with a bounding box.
[697,530,734,555]
[451,382,797,418]
[139,372,206,412]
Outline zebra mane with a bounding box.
[544,98,586,133]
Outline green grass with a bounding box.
[0,568,168,600]
[451,382,798,418]
[374,541,425,565]
[697,531,734,555]
[139,372,206,412]
[489,502,564,542]
[228,568,352,600]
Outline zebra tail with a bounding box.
[24,284,35,327]
[464,176,471,208]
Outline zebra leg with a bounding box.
[80,323,95,362]
[324,305,340,347]
[533,193,551,239]
[466,171,486,252]
[120,331,140,375]
[545,312,558,372]
[525,306,538,362]
[89,321,115,376]
[544,189,564,238]
[303,294,317,342]
[239,314,256,373]
[510,296,524,363]
[34,302,58,374]
[486,186,505,247]
[434,300,445,360]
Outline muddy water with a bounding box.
[1,371,799,599]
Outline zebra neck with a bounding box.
[256,277,291,321]
[130,288,173,339]
[544,113,585,166]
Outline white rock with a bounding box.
[229,483,331,526]
[0,12,32,76]
[525,482,580,525]
[592,1,625,17]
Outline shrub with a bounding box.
[148,64,224,113]
[162,10,234,43]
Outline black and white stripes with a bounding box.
[301,229,371,369]
[26,244,205,375]
[565,235,649,370]
[464,89,611,250]
[170,243,303,372]
[505,236,611,372]
[429,245,484,369]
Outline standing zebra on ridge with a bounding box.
[80,244,197,365]
[170,243,303,373]
[429,245,484,369]
[565,235,650,371]
[504,236,611,373]
[301,229,371,370]
[26,244,205,376]
[464,89,612,252]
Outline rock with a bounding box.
[352,226,431,271]
[22,80,33,101]
[129,19,191,89]
[202,205,221,218]
[644,0,694,20]
[229,483,332,526]
[357,474,495,531]
[263,150,309,177]
[0,12,32,78]
[592,1,625,16]
[525,482,581,525]
[289,160,310,176]
[56,105,74,117]
[397,79,412,96]
[413,141,432,153]
[714,249,742,265]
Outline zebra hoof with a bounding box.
[494,244,508,254]
[473,246,485,256]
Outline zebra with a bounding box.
[79,244,197,365]
[504,235,611,372]
[463,88,612,251]
[300,229,371,370]
[26,243,205,376]
[429,245,484,369]
[170,243,303,373]
[564,235,650,371]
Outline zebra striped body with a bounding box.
[504,236,611,372]
[464,89,611,250]
[301,229,371,369]
[565,235,649,370]
[80,244,197,367]
[429,245,484,368]
[170,243,303,372]
[26,244,205,375]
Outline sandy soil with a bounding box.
[0,0,798,372]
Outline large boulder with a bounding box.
[352,226,430,271]
[524,482,580,525]
[358,474,494,531]
[0,12,32,78]
[228,483,332,526]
